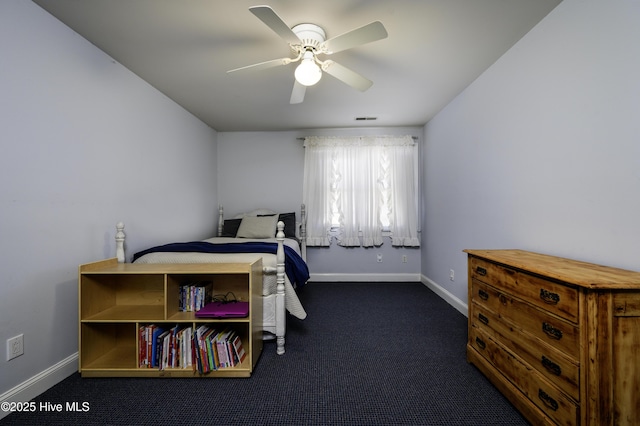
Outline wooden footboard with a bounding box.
[215,204,307,355]
[259,220,287,354]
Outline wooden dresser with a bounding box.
[465,249,640,426]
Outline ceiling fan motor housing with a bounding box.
[291,23,326,52]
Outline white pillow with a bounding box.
[236,215,278,238]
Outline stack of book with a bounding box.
[138,324,194,369]
[138,324,246,372]
[179,281,213,312]
[192,326,247,373]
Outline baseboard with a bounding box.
[0,353,78,420]
[420,274,468,317]
[308,273,469,318]
[309,273,422,282]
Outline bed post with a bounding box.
[115,222,126,263]
[275,220,286,355]
[300,203,307,261]
[217,205,224,237]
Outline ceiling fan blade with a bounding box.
[322,60,373,92]
[290,80,306,104]
[249,6,301,45]
[320,21,388,54]
[227,57,292,73]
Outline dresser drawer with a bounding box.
[470,257,579,323]
[470,256,516,288]
[471,279,579,359]
[470,326,578,426]
[517,272,579,323]
[470,302,579,400]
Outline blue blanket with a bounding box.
[133,241,309,288]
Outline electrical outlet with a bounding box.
[449,269,455,281]
[7,334,24,361]
[376,253,383,263]
[402,255,408,263]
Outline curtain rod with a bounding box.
[296,136,418,140]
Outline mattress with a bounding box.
[134,237,307,320]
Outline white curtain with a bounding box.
[335,141,383,247]
[387,142,420,247]
[302,142,332,246]
[303,135,420,248]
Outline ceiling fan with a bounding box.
[227,5,388,104]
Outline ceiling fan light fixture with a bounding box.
[295,51,322,86]
[230,6,388,103]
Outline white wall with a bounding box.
[421,0,640,305]
[217,131,305,217]
[218,127,423,279]
[0,1,218,402]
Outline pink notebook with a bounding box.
[195,301,249,318]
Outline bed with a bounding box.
[118,205,309,355]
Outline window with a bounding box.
[303,135,420,248]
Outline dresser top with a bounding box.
[464,249,640,289]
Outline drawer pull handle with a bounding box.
[478,289,489,301]
[538,389,559,411]
[541,356,562,376]
[478,313,489,325]
[475,337,486,350]
[476,266,487,276]
[542,322,563,340]
[540,289,560,305]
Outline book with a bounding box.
[226,330,238,367]
[179,327,192,369]
[203,328,217,371]
[155,329,170,368]
[179,281,213,312]
[161,331,171,370]
[192,326,204,373]
[138,325,147,368]
[146,325,154,368]
[195,325,212,373]
[215,330,230,368]
[190,329,198,372]
[169,324,180,368]
[150,325,165,368]
[231,333,247,365]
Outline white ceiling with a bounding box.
[32,0,561,132]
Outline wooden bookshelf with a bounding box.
[78,258,263,378]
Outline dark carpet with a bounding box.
[1,282,529,425]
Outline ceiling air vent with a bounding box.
[355,116,377,121]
